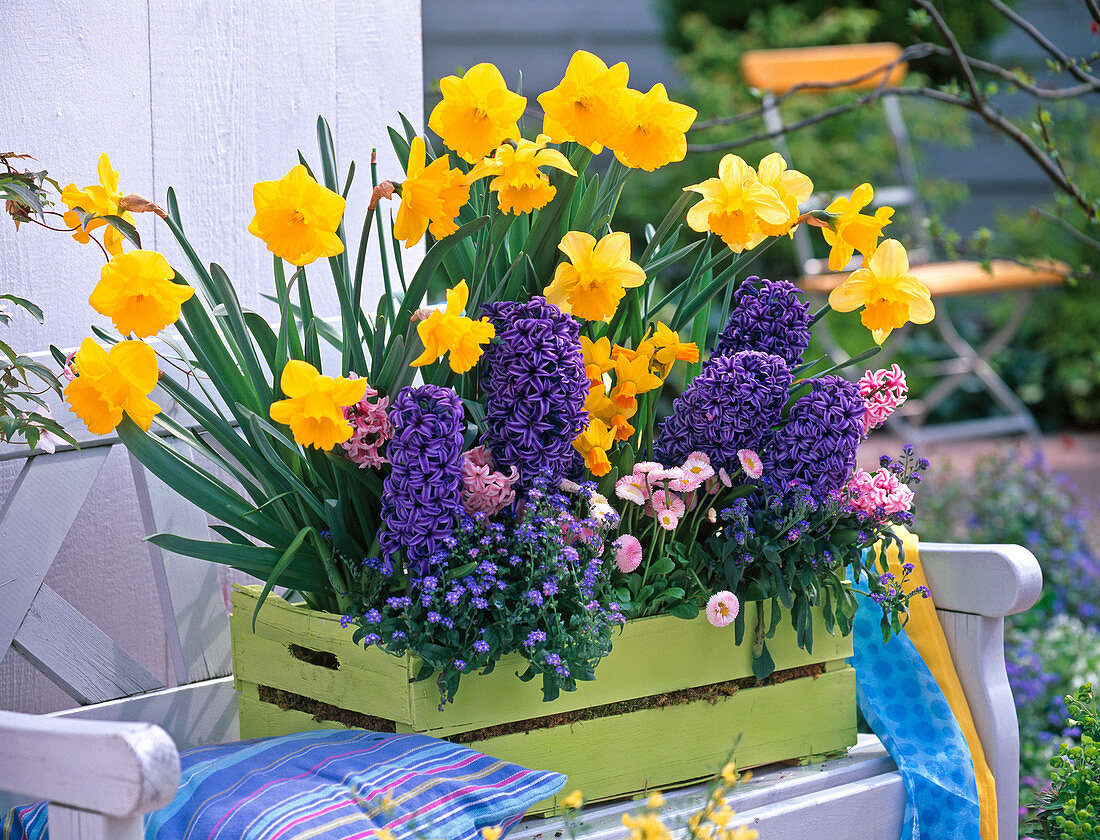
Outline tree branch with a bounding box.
[985,0,1100,85]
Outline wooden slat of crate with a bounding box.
[239,667,856,816]
[232,586,852,738]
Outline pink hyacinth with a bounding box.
[858,364,908,435]
[847,468,915,516]
[706,591,740,627]
[460,445,519,515]
[613,534,643,573]
[341,374,393,469]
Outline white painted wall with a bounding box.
[0,0,423,713]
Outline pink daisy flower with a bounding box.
[615,474,649,505]
[613,534,643,573]
[656,508,679,530]
[633,461,663,474]
[652,490,687,516]
[706,591,740,627]
[682,452,716,485]
[737,449,763,479]
[718,467,733,487]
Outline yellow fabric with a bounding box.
[889,530,998,840]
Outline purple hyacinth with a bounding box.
[767,374,866,496]
[479,297,589,491]
[656,350,792,472]
[379,384,465,576]
[712,277,811,367]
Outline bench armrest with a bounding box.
[919,542,1042,839]
[0,710,179,839]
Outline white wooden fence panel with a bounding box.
[13,584,162,705]
[130,448,228,687]
[0,449,111,660]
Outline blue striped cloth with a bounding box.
[3,730,564,840]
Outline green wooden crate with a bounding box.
[231,585,856,813]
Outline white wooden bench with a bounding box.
[0,398,1042,839]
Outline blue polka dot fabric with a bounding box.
[852,584,982,839]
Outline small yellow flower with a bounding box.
[428,63,527,164]
[376,831,397,840]
[573,418,615,477]
[269,360,368,450]
[64,338,160,434]
[754,153,814,238]
[393,137,471,249]
[538,50,632,154]
[821,183,895,271]
[828,239,934,344]
[684,155,789,253]
[61,153,134,257]
[247,164,345,266]
[585,384,637,442]
[410,280,496,373]
[610,350,664,409]
[561,789,584,811]
[580,335,615,388]
[646,791,666,809]
[720,762,738,785]
[480,827,503,840]
[544,231,646,322]
[467,134,577,215]
[88,249,194,338]
[645,323,699,377]
[611,84,697,171]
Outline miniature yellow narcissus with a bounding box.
[544,231,645,322]
[88,249,194,338]
[467,134,577,215]
[610,349,664,409]
[410,280,496,374]
[579,335,615,387]
[821,182,895,271]
[684,155,789,253]
[429,63,526,164]
[538,50,632,154]
[393,136,470,249]
[64,338,161,435]
[269,360,368,450]
[248,164,346,266]
[585,384,637,442]
[61,153,134,257]
[829,238,934,344]
[645,323,699,377]
[754,153,814,238]
[572,417,616,476]
[611,83,697,172]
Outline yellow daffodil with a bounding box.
[269,360,368,450]
[754,153,814,238]
[247,164,345,266]
[821,183,895,271]
[410,280,496,373]
[579,335,615,387]
[428,63,527,164]
[828,239,934,344]
[544,231,646,322]
[585,384,637,442]
[611,84,697,171]
[561,790,584,811]
[393,137,471,249]
[61,153,134,257]
[645,322,699,377]
[684,155,789,253]
[573,417,616,476]
[88,249,194,338]
[467,134,577,215]
[610,349,664,409]
[538,51,632,154]
[64,338,160,434]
